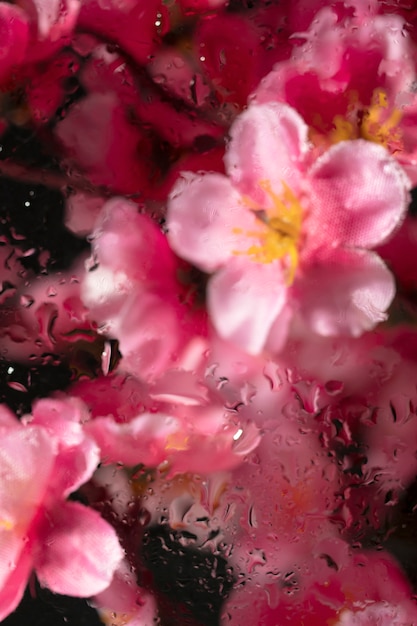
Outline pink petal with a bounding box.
[0,427,55,594]
[50,437,100,498]
[168,427,261,475]
[85,413,180,467]
[78,0,164,67]
[0,427,54,531]
[264,303,293,354]
[27,397,100,497]
[167,172,257,273]
[93,197,176,283]
[25,0,79,40]
[55,92,151,195]
[0,547,32,622]
[114,291,180,382]
[94,560,142,613]
[224,102,309,204]
[65,192,105,236]
[307,140,409,250]
[35,501,123,597]
[208,257,288,354]
[149,370,209,406]
[297,248,395,337]
[0,406,18,428]
[28,396,90,448]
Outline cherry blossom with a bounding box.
[81,196,208,381]
[222,547,417,625]
[255,7,417,182]
[1,0,417,623]
[167,101,409,354]
[0,398,123,621]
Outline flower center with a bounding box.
[329,88,403,151]
[233,180,303,284]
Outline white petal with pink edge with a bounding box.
[225,102,309,204]
[85,413,180,467]
[208,257,288,355]
[167,172,257,273]
[35,501,124,597]
[0,427,55,532]
[297,247,395,337]
[0,547,33,622]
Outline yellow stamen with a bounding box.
[165,432,189,451]
[329,115,356,143]
[232,179,303,285]
[361,90,403,149]
[328,88,403,151]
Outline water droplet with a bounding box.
[263,361,283,391]
[325,380,344,395]
[20,294,34,308]
[7,381,27,392]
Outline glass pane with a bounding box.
[1,1,417,624]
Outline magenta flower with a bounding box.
[167,102,409,355]
[0,398,123,621]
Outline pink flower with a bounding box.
[0,398,123,621]
[69,337,261,477]
[94,560,157,626]
[255,8,417,183]
[167,102,409,355]
[80,369,261,476]
[81,196,207,382]
[223,548,417,626]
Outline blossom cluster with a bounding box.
[1,0,417,624]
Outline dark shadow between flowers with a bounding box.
[1,579,104,626]
[140,524,235,626]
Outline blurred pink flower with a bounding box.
[0,398,123,621]
[82,196,207,382]
[272,327,417,534]
[255,7,417,183]
[80,367,261,476]
[94,560,157,626]
[167,101,409,355]
[223,547,417,625]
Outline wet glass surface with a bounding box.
[2,1,417,625]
